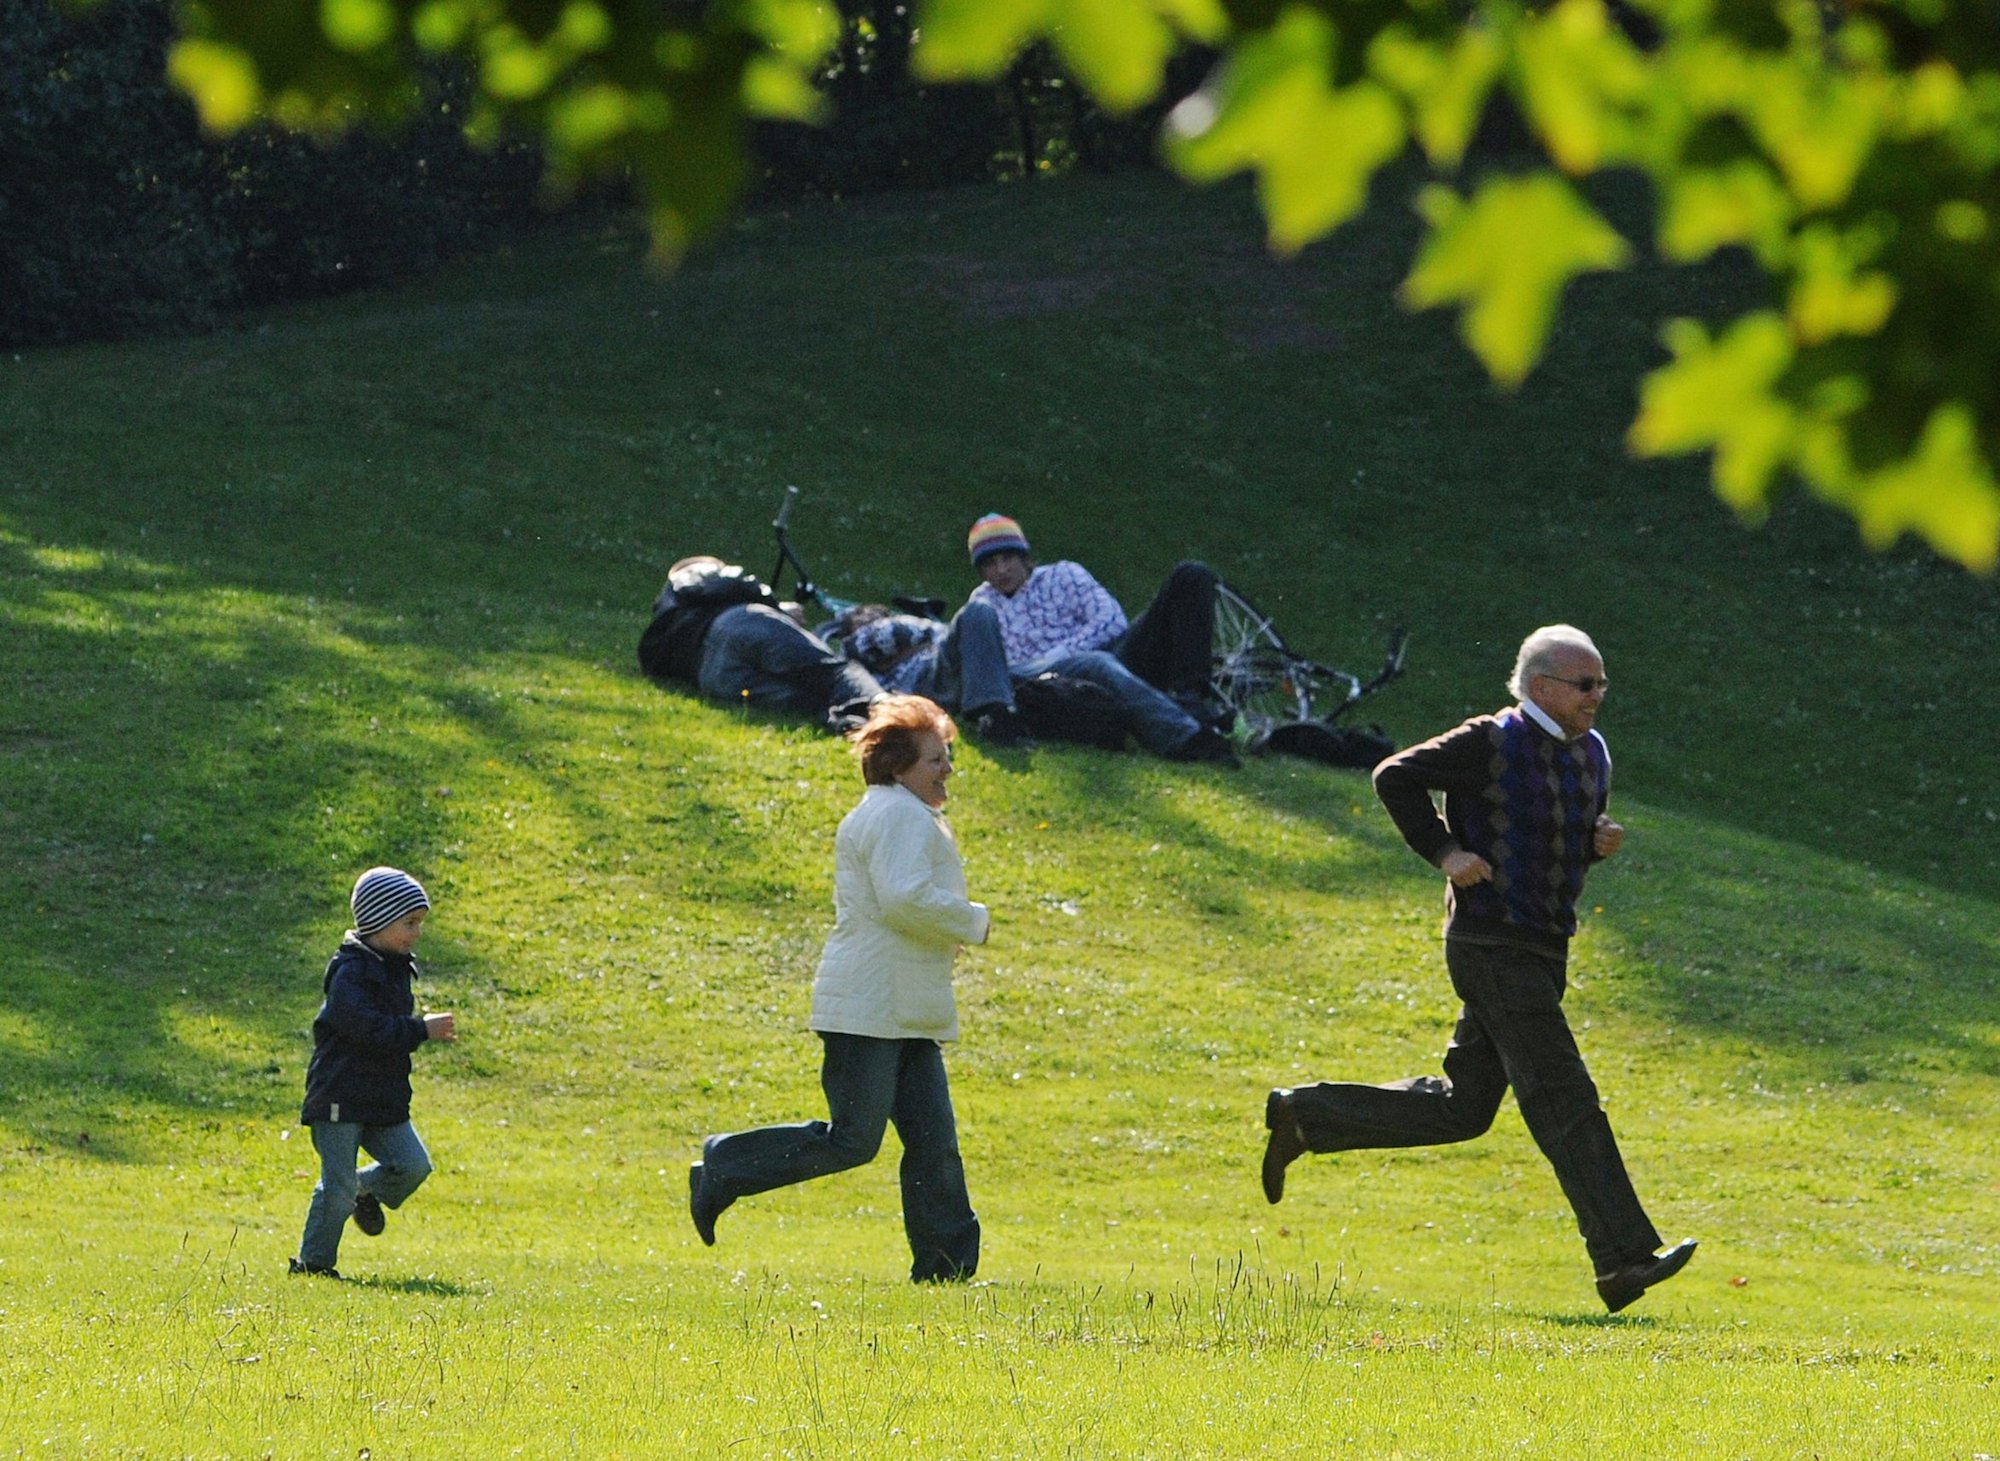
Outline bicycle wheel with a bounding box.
[1211,583,1311,729]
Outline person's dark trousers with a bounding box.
[697,604,884,728]
[1114,560,1218,698]
[1282,938,1663,1271]
[915,601,1016,714]
[698,1032,980,1282]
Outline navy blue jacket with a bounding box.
[301,934,431,1126]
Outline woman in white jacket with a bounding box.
[688,695,991,1281]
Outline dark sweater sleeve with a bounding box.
[323,963,428,1055]
[1371,718,1493,867]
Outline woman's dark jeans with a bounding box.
[699,1032,980,1283]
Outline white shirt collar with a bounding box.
[874,780,948,821]
[1519,698,1572,742]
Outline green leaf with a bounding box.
[914,0,1054,82]
[741,54,828,123]
[1786,224,1897,346]
[1158,0,1229,47]
[1166,9,1405,252]
[547,81,635,153]
[1401,173,1632,386]
[1744,61,1884,211]
[1932,199,1989,245]
[1844,405,2000,572]
[166,38,265,132]
[482,27,562,101]
[1658,158,1794,267]
[916,0,1216,105]
[320,0,398,54]
[411,1,477,53]
[554,2,613,53]
[1368,22,1504,168]
[1513,0,1649,175]
[1166,3,1340,179]
[1256,82,1402,251]
[1048,0,1180,114]
[1890,57,1968,141]
[1629,313,1796,516]
[738,0,843,59]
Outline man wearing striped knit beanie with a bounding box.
[963,512,1235,765]
[1259,625,1697,1314]
[291,867,458,1279]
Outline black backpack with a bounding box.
[639,563,775,683]
[1013,672,1133,750]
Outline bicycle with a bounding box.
[769,485,943,642]
[774,483,1405,745]
[1209,580,1408,742]
[769,484,855,628]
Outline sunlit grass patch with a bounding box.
[0,170,1995,1456]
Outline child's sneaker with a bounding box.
[288,1258,341,1279]
[353,1192,387,1237]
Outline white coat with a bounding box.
[810,783,990,1042]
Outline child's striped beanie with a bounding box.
[351,866,430,934]
[967,513,1029,566]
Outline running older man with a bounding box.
[1259,623,1696,1314]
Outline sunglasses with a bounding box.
[1542,673,1608,694]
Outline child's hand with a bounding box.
[424,1011,458,1043]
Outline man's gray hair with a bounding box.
[1509,624,1600,700]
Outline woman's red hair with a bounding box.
[852,694,957,786]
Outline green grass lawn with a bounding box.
[1,168,1996,1458]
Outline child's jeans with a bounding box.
[297,1120,432,1269]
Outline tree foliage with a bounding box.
[165,0,843,259]
[150,0,2000,568]
[2,0,543,345]
[754,2,1191,195]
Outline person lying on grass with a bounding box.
[961,512,1236,766]
[833,602,1034,747]
[638,555,884,733]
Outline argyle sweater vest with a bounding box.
[1444,707,1609,946]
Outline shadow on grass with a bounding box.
[342,1273,478,1297]
[0,525,1392,1150]
[0,533,465,1131]
[0,493,873,1145]
[1540,1310,1662,1329]
[1599,805,2000,1084]
[2,504,1995,1154]
[1,165,1996,1158]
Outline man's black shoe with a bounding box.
[288,1258,341,1279]
[971,706,1036,749]
[1171,728,1241,768]
[688,1161,729,1247]
[1171,692,1237,736]
[1261,1089,1305,1205]
[1596,1239,1698,1313]
[352,1191,386,1237]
